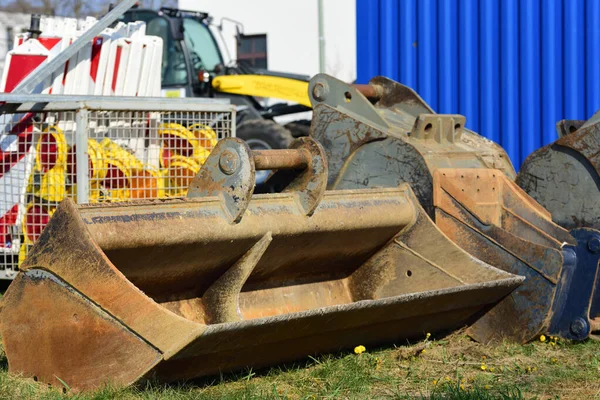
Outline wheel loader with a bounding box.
[4,73,600,392]
[120,6,312,155]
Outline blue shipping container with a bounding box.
[356,0,600,168]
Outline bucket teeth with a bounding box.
[1,136,520,392]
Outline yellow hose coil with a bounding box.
[34,126,67,202]
[158,123,213,167]
[163,155,200,197]
[188,123,218,151]
[100,138,163,201]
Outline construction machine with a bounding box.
[120,6,313,156]
[5,73,600,392]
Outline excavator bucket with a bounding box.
[517,113,600,231]
[307,73,600,343]
[516,113,600,335]
[1,137,521,392]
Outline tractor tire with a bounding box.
[284,120,311,138]
[236,119,294,151]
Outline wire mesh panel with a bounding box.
[0,96,234,278]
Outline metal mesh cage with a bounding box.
[0,96,235,278]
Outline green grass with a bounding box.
[0,330,598,399]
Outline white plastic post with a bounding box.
[75,109,89,204]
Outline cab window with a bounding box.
[146,17,188,86]
[182,18,223,76]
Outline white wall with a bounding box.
[0,12,31,75]
[179,0,356,82]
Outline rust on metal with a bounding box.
[187,137,255,223]
[350,83,383,102]
[308,74,515,218]
[253,149,309,170]
[306,74,595,344]
[410,114,465,143]
[1,140,521,392]
[432,168,578,343]
[555,119,586,138]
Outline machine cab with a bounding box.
[121,7,224,97]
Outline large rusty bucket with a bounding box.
[0,137,521,392]
[308,74,600,343]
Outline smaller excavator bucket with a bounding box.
[517,113,600,231]
[1,137,521,392]
[516,113,600,335]
[307,73,600,343]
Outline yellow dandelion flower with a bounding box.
[485,385,490,390]
[354,345,366,355]
[426,332,431,339]
[551,342,556,347]
[540,335,546,342]
[421,349,426,354]
[445,376,451,381]
[551,358,558,363]
[480,364,487,371]
[432,379,437,386]
[460,384,465,390]
[489,367,495,372]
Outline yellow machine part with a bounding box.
[212,75,311,107]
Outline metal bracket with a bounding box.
[556,119,586,138]
[548,228,600,340]
[265,136,328,216]
[187,138,255,224]
[308,73,389,128]
[187,137,328,223]
[410,114,466,143]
